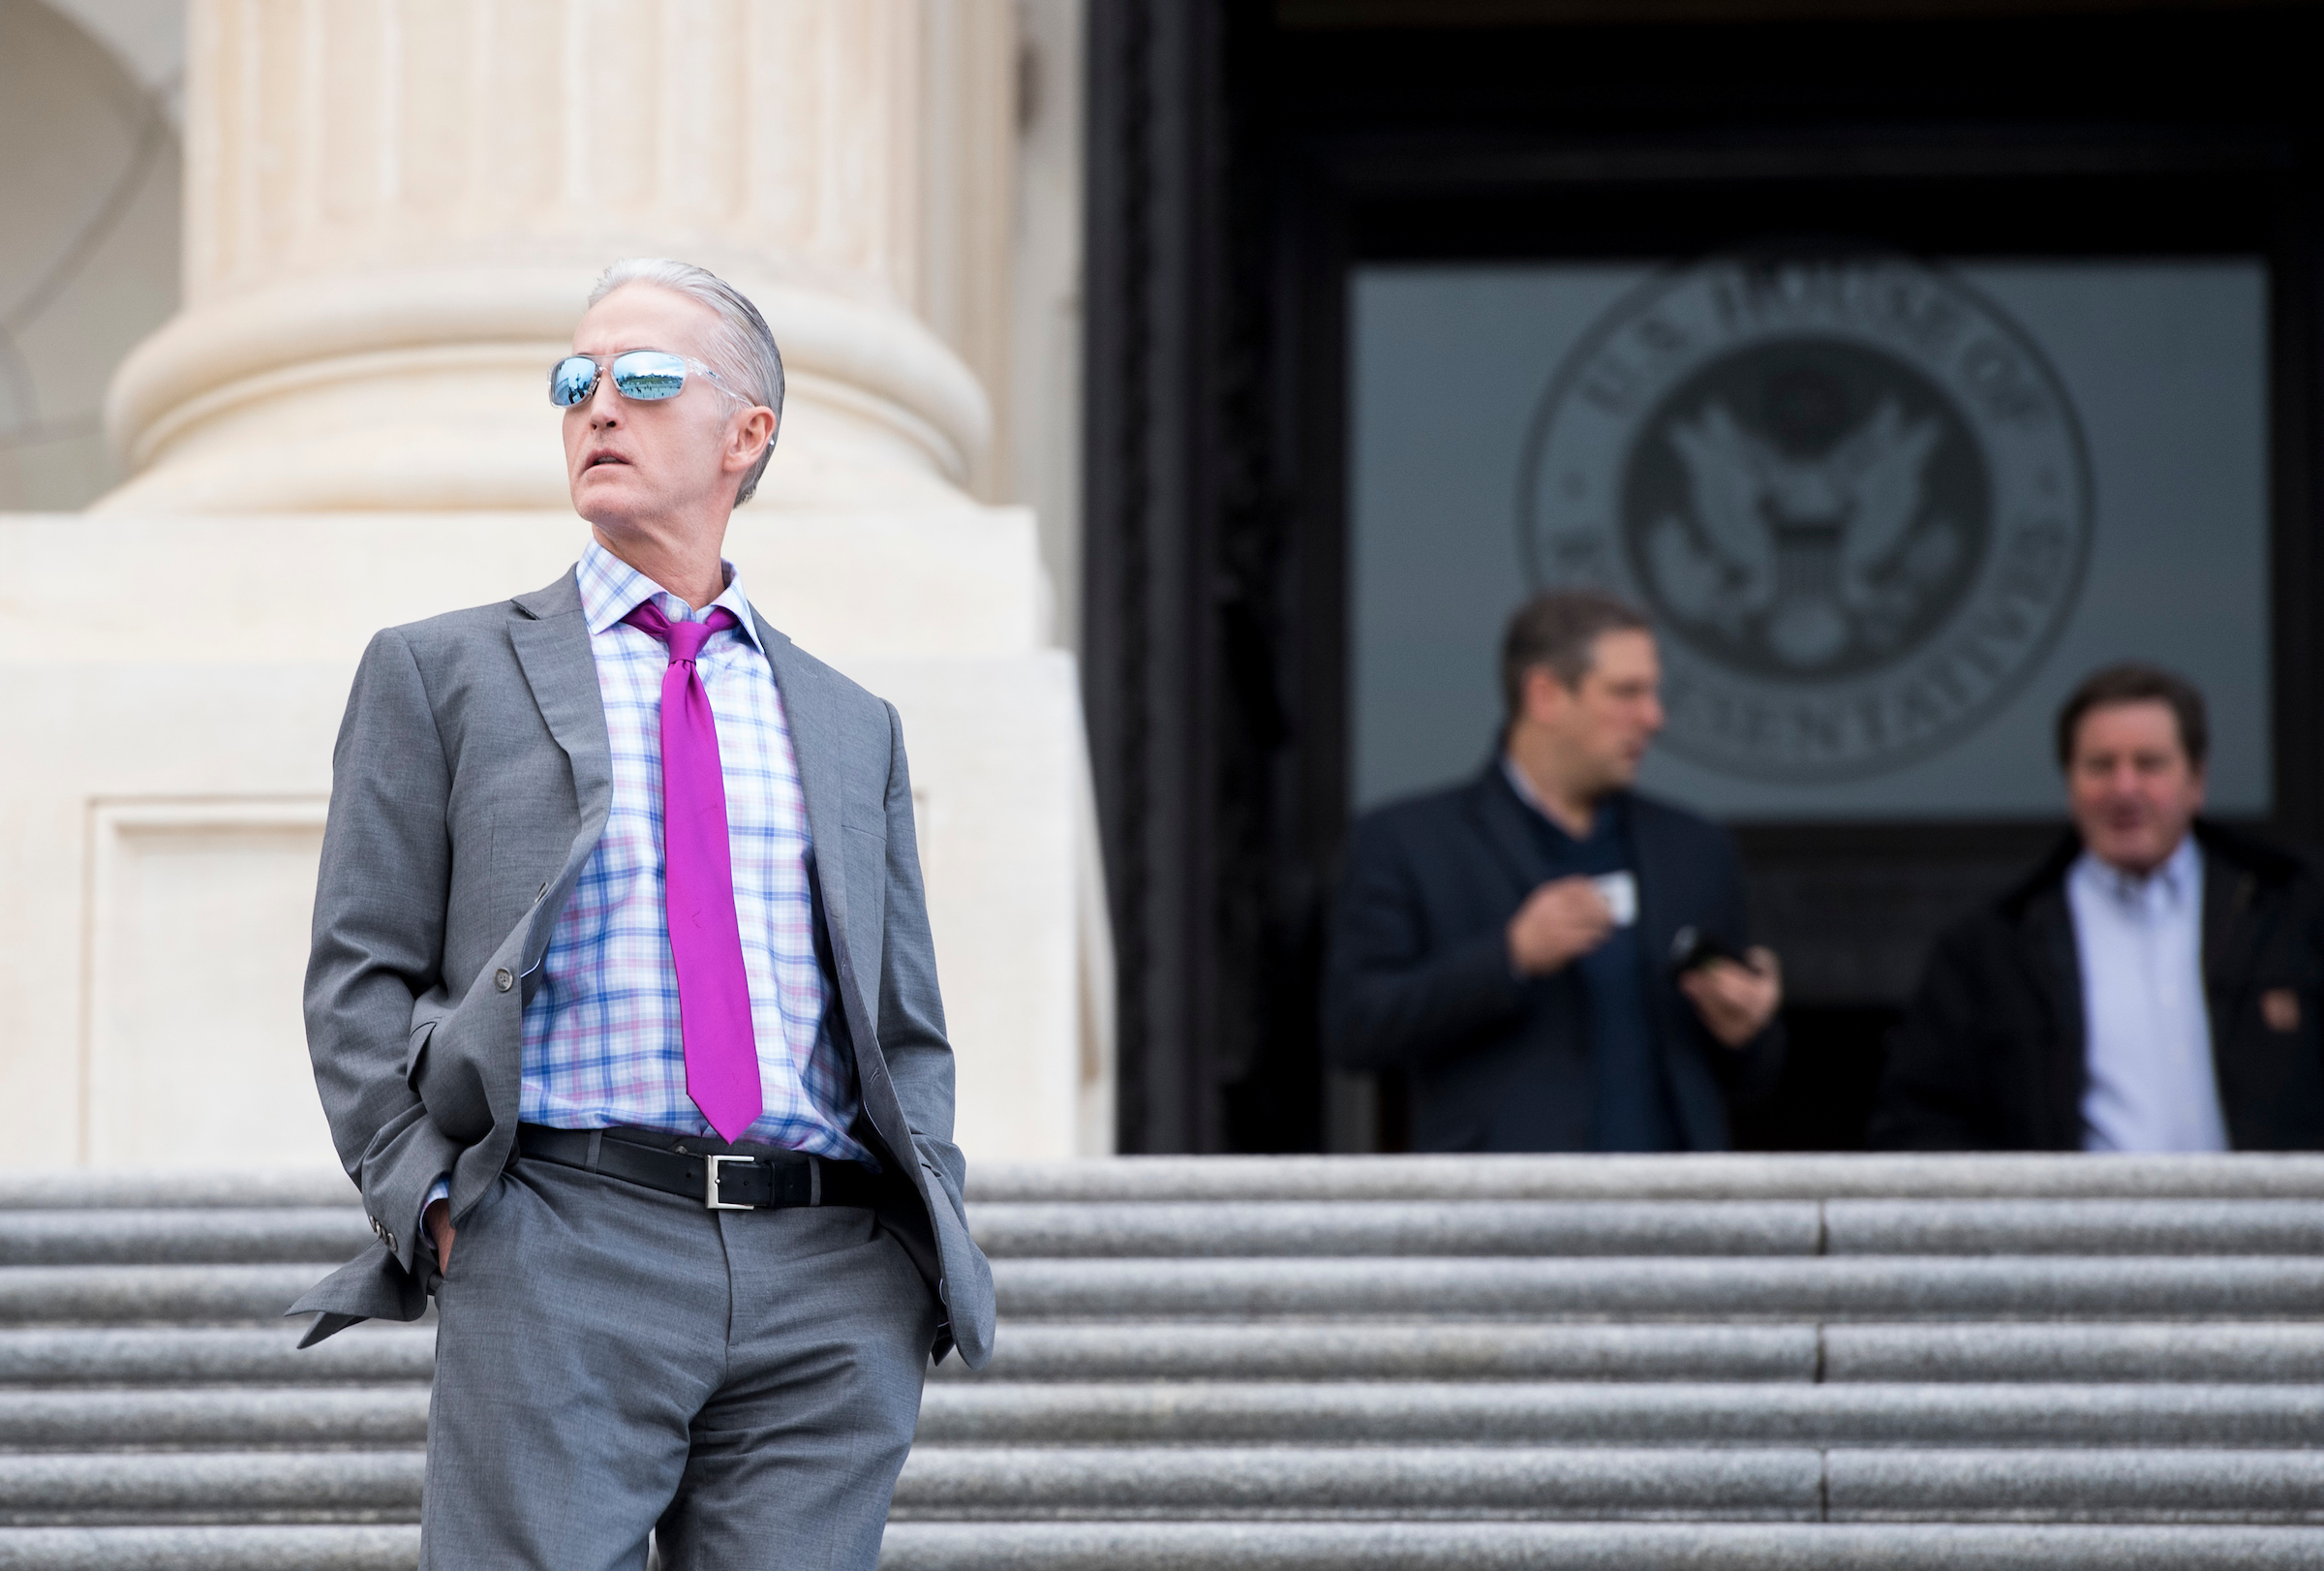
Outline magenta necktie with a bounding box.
[623,601,764,1143]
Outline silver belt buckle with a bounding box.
[704,1153,756,1211]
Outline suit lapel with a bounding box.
[508,570,612,952]
[754,610,870,1035]
[1626,796,1683,1010]
[1465,764,1553,899]
[2201,847,2265,1016]
[2022,883,2089,1148]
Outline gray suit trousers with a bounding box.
[420,1158,938,1570]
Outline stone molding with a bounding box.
[99,264,993,513]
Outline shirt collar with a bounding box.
[2075,831,2202,909]
[575,539,762,653]
[1500,755,1545,816]
[1500,754,1616,839]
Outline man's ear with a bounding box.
[725,407,777,473]
[1523,665,1572,724]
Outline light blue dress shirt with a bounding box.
[422,544,871,1233]
[2068,834,2229,1153]
[515,544,870,1162]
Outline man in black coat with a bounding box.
[1872,663,2324,1152]
[1323,591,1784,1153]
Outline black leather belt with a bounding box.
[517,1124,887,1212]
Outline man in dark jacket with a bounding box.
[1323,591,1784,1153]
[1873,663,2324,1151]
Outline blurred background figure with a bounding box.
[1322,592,1783,1153]
[1873,665,2324,1151]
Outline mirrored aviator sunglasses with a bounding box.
[548,350,693,407]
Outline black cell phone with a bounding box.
[1667,924,1742,979]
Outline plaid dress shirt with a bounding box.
[515,542,872,1163]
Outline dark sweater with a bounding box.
[1323,763,1781,1153]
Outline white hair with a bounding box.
[588,258,786,505]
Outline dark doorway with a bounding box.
[1083,0,2324,1155]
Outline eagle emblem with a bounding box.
[1519,251,2090,781]
[1647,393,1957,669]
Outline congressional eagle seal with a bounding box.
[1518,251,2092,782]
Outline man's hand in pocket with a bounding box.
[423,1198,455,1272]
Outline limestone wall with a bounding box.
[0,0,1111,1168]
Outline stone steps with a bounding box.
[989,1255,2324,1317]
[0,1525,421,1571]
[0,1267,331,1325]
[13,1317,2324,1386]
[7,1378,2324,1452]
[931,1320,2324,1381]
[15,1197,2324,1262]
[0,1213,374,1265]
[0,1450,425,1526]
[915,1380,2324,1445]
[967,1199,2324,1255]
[0,1387,432,1451]
[966,1154,2324,1201]
[0,1327,436,1385]
[3,1155,2323,1568]
[879,1522,2324,1568]
[892,1444,2324,1522]
[17,1256,2324,1325]
[12,1522,2324,1571]
[12,1443,2324,1527]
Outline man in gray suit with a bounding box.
[289,258,994,1570]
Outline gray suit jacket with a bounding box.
[288,569,996,1367]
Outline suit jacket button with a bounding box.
[495,968,514,993]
